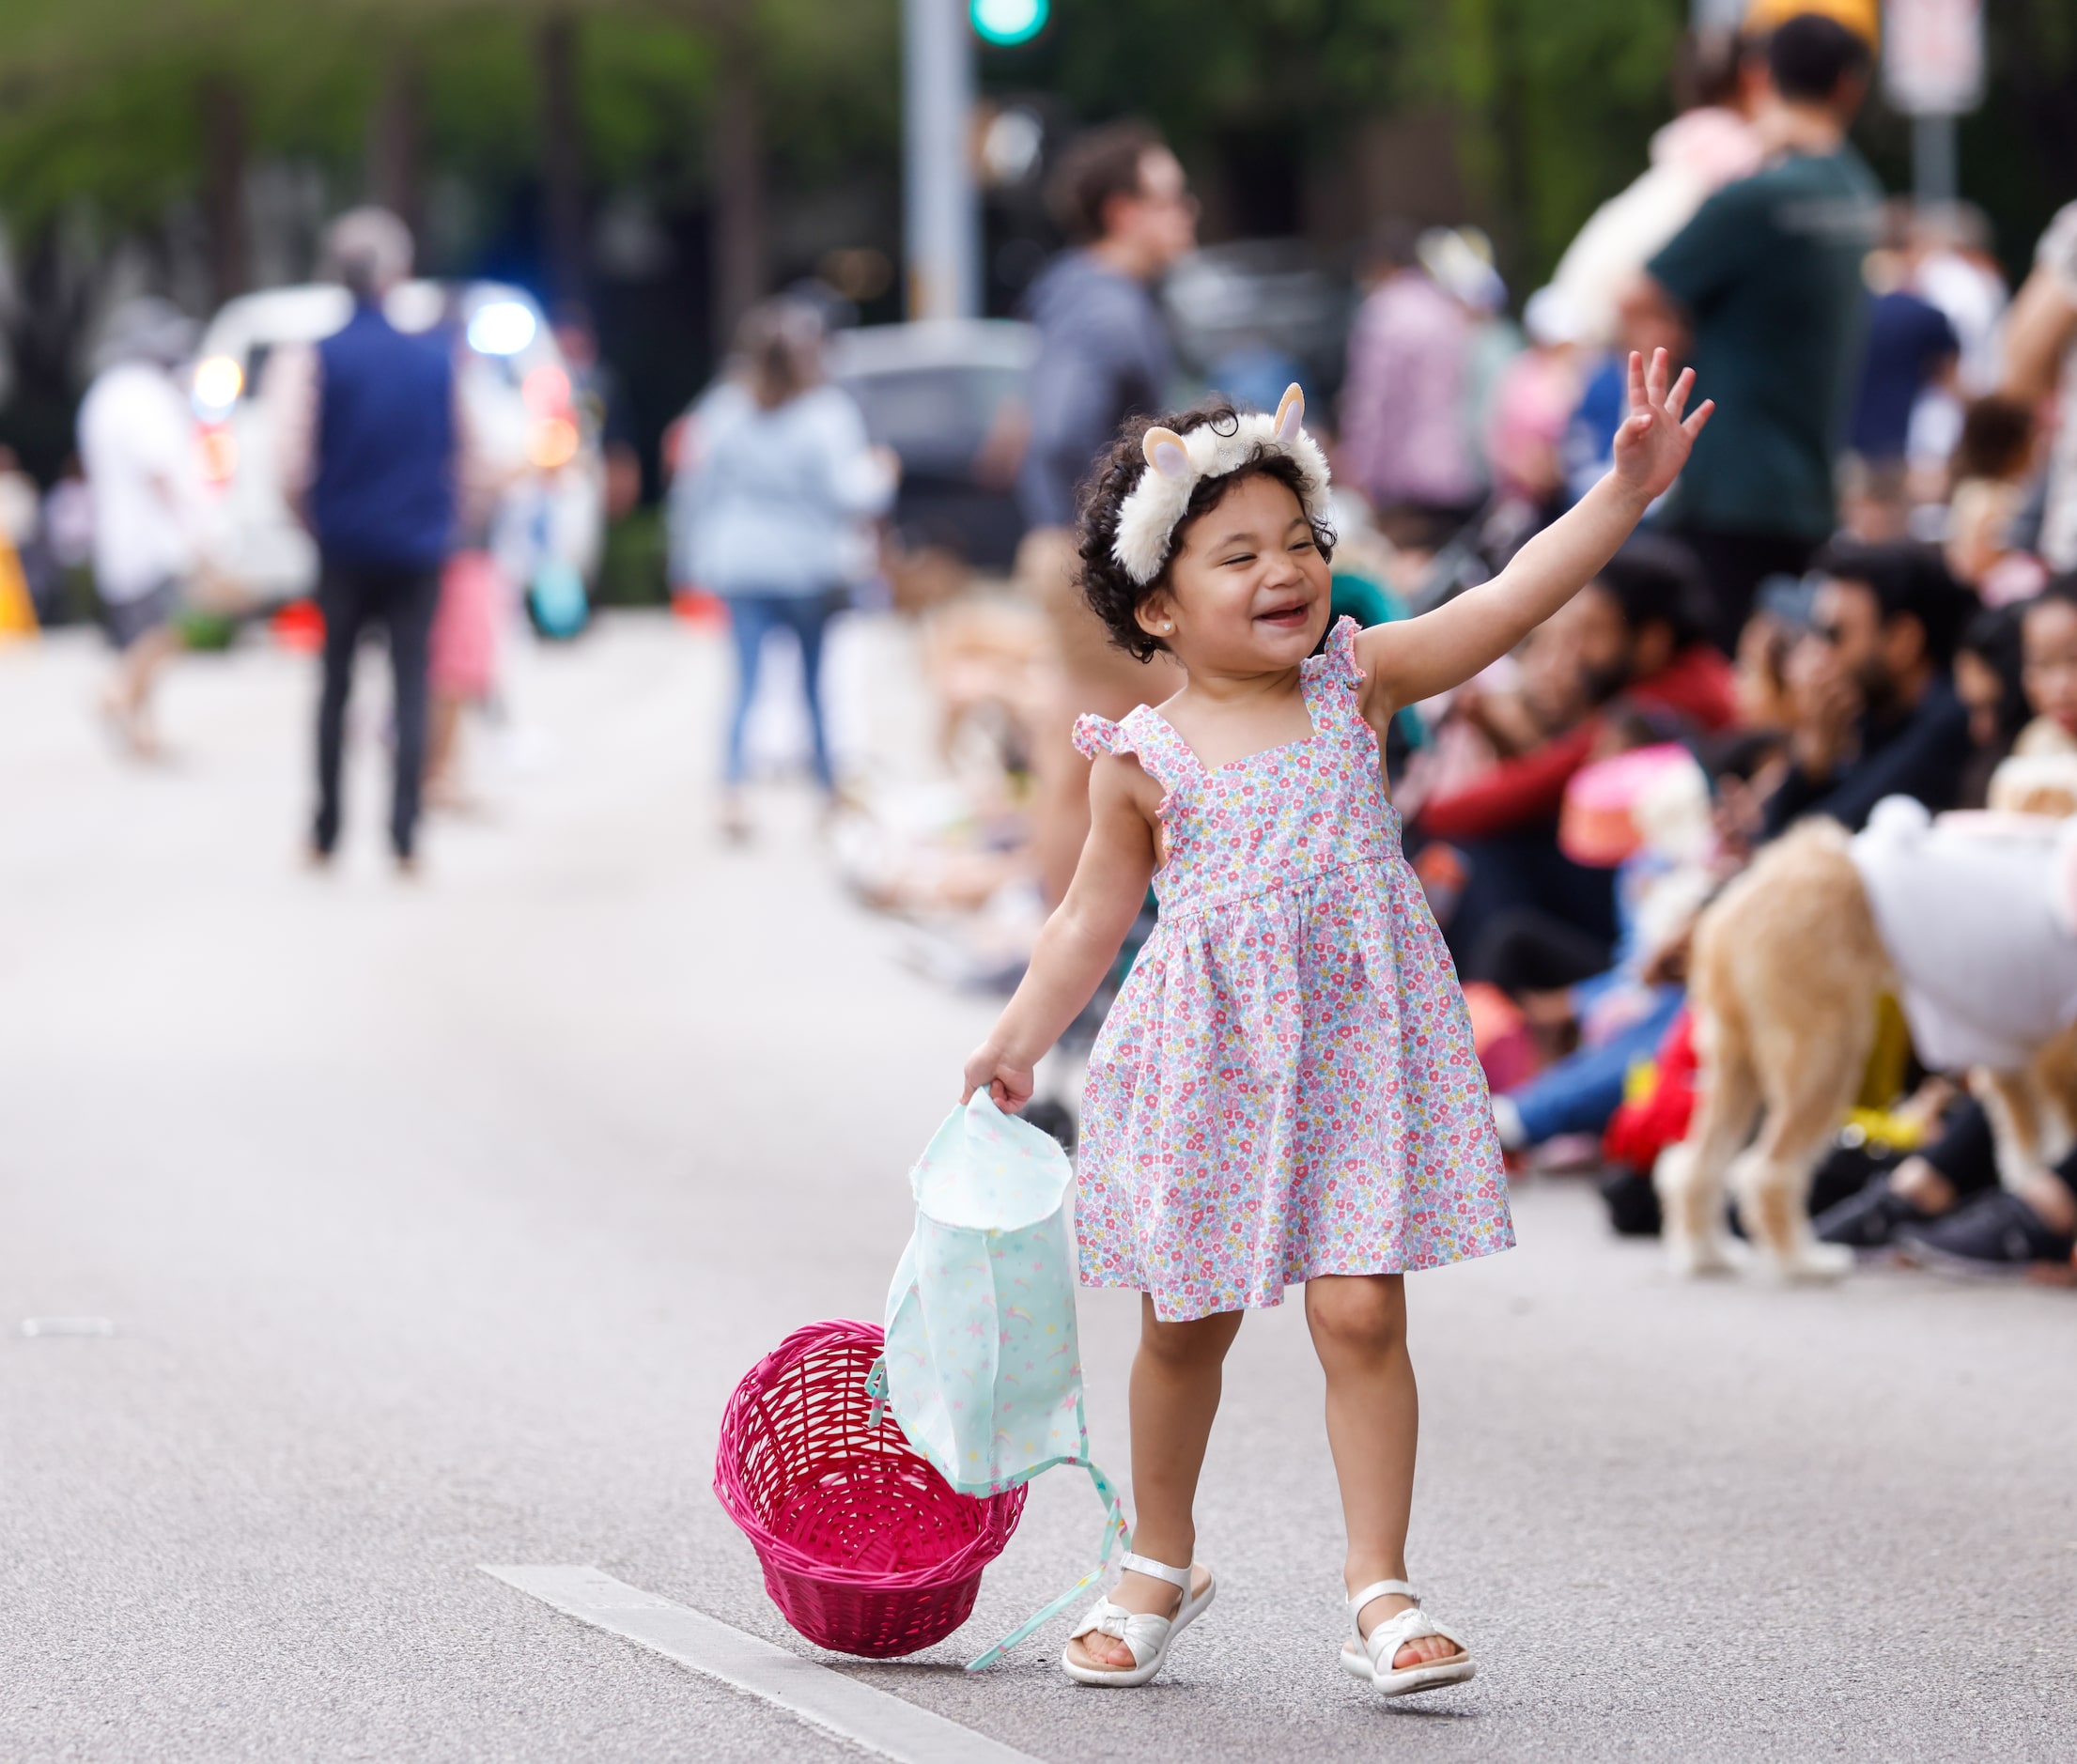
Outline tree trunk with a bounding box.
[538,10,587,308]
[200,76,250,303]
[365,47,425,240]
[709,31,765,350]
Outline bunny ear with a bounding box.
[1141,427,1191,479]
[1273,383,1305,443]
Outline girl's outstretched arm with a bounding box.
[962,756,1159,1112]
[1356,348,1713,715]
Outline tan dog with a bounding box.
[1659,764,2077,1279]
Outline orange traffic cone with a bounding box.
[0,535,36,643]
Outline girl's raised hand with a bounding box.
[1611,348,1713,504]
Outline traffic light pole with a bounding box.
[903,0,980,320]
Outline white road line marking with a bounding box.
[481,1565,1045,1764]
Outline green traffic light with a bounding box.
[971,0,1047,47]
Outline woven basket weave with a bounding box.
[714,1318,1028,1658]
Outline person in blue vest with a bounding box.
[276,208,457,873]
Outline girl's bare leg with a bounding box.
[1067,1297,1240,1671]
[1305,1274,1461,1670]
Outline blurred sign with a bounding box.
[970,0,1047,46]
[1883,0,1984,116]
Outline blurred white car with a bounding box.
[192,280,603,605]
[826,318,1036,573]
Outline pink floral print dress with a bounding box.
[1072,617,1514,1322]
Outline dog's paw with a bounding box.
[1777,1239,1853,1283]
[1666,1232,1737,1278]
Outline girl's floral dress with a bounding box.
[1072,617,1513,1322]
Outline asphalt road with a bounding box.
[4,615,2073,1763]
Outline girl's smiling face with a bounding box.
[1135,471,1332,673]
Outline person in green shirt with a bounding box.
[1622,12,1881,646]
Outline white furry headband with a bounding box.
[1111,383,1332,585]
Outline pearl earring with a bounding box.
[1161,622,1174,632]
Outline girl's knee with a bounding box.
[1139,1307,1240,1368]
[1306,1275,1405,1354]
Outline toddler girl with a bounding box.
[962,352,1709,1694]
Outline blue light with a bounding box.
[467,300,537,357]
[971,0,1046,47]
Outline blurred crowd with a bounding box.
[1337,14,2077,1284]
[7,0,2076,1281]
[777,10,2077,1280]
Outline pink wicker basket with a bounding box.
[714,1319,1028,1658]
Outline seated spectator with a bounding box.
[1420,535,1737,961]
[1952,602,2030,806]
[1806,583,2077,1273]
[1488,742,1715,1156]
[1815,1068,2077,1277]
[1758,539,1974,837]
[2015,577,2077,756]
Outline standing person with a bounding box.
[963,356,1708,1690]
[76,298,208,759]
[271,209,457,873]
[1339,220,1482,548]
[1016,122,1195,534]
[1621,11,1881,645]
[670,298,895,841]
[1850,211,1960,469]
[1547,27,1764,350]
[2004,201,2077,575]
[1015,122,1198,903]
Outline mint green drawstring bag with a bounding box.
[868,1090,1128,1671]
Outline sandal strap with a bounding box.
[1120,1553,1193,1592]
[1347,1578,1419,1617]
[1068,1596,1171,1669]
[1359,1602,1466,1669]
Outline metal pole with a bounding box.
[1912,114,1957,209]
[903,0,979,320]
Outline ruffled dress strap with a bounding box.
[1072,704,1197,804]
[1071,712,1124,764]
[1303,614,1368,692]
[1301,614,1373,734]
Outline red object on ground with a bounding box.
[1601,1006,1699,1171]
[672,588,727,627]
[713,1319,1027,1658]
[271,598,325,653]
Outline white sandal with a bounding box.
[1061,1552,1216,1687]
[1340,1579,1476,1698]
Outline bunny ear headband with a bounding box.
[1111,382,1332,585]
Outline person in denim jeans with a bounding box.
[670,299,896,839]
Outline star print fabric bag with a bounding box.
[869,1090,1127,1670]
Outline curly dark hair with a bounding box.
[1074,397,1337,663]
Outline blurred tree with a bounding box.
[537,8,586,305]
[200,72,251,297]
[2,0,2065,483]
[364,45,426,237]
[992,0,2073,288]
[988,0,1682,286]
